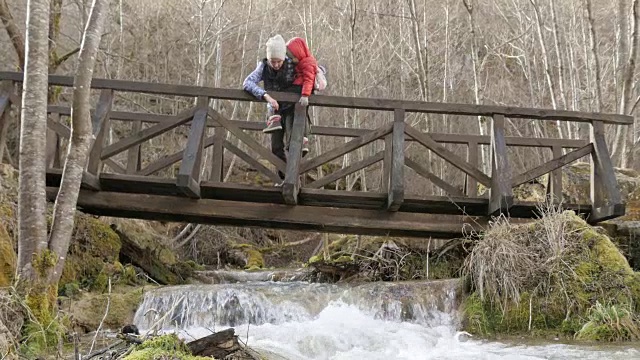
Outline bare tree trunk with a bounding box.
[530,0,563,139]
[584,0,604,112]
[48,0,111,284]
[462,0,489,172]
[0,0,26,69]
[618,0,639,167]
[17,0,50,281]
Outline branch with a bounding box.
[0,0,25,69]
[51,47,80,68]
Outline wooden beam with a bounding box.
[0,81,11,118]
[589,204,626,223]
[126,121,143,174]
[382,134,392,192]
[81,171,101,191]
[46,113,63,169]
[512,144,593,187]
[588,120,624,223]
[208,108,287,174]
[47,106,590,148]
[138,136,216,176]
[87,89,114,176]
[307,152,384,189]
[104,159,126,174]
[387,109,405,211]
[405,125,492,187]
[300,122,392,174]
[465,141,478,197]
[48,187,490,238]
[177,97,209,198]
[547,146,563,203]
[405,157,464,197]
[209,126,226,182]
[47,115,70,138]
[101,107,195,160]
[283,104,307,205]
[223,140,281,184]
[489,114,513,216]
[3,72,628,124]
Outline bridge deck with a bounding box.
[46,170,589,237]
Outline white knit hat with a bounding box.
[266,34,286,60]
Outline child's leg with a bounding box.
[263,104,282,133]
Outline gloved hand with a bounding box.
[298,96,309,106]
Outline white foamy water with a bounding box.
[180,302,639,360]
[134,281,640,360]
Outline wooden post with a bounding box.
[177,96,209,198]
[547,145,563,203]
[0,81,13,164]
[210,125,226,182]
[382,134,392,193]
[126,121,143,174]
[387,108,405,211]
[283,104,306,205]
[488,114,513,216]
[465,140,478,197]
[588,120,624,222]
[86,89,114,189]
[46,113,62,169]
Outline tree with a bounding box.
[14,0,110,354]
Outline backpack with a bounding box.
[314,65,327,91]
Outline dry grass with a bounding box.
[462,203,585,311]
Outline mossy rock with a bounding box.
[462,211,640,339]
[0,223,15,286]
[66,287,145,333]
[124,334,211,360]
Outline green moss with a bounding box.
[245,249,264,270]
[124,334,211,360]
[87,289,144,329]
[576,302,640,341]
[0,223,15,286]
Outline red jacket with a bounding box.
[286,37,317,97]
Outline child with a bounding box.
[242,34,308,183]
[284,36,319,157]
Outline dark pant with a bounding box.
[271,106,311,180]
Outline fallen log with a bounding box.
[187,328,240,358]
[112,225,184,285]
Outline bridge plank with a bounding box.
[511,143,593,187]
[300,122,392,174]
[283,104,307,205]
[5,71,629,124]
[387,109,405,211]
[177,97,209,198]
[223,140,281,184]
[208,108,287,174]
[405,125,492,187]
[48,187,491,238]
[489,114,514,216]
[47,106,590,148]
[307,152,384,189]
[100,107,196,160]
[405,157,464,196]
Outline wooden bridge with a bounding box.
[0,72,632,238]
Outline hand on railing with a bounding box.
[298,96,309,106]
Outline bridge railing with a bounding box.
[0,72,632,223]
